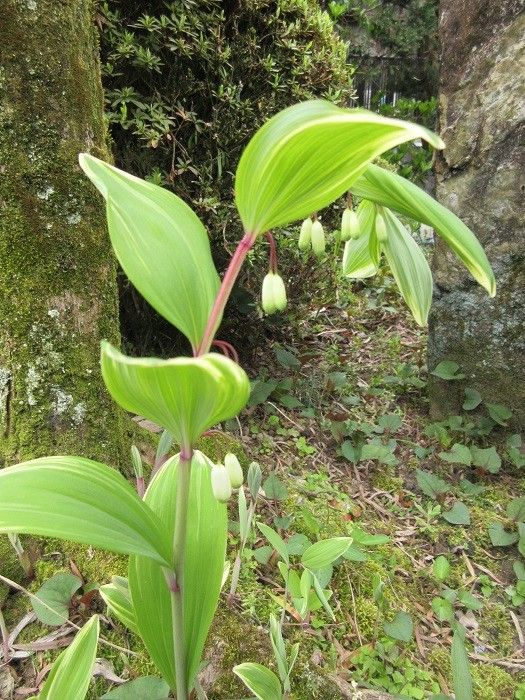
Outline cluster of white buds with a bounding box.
[340,207,360,241]
[298,216,325,256]
[211,453,244,503]
[261,271,287,314]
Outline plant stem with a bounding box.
[196,233,257,356]
[8,532,33,578]
[169,447,193,700]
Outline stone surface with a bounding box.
[428,0,525,428]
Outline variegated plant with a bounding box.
[0,101,493,699]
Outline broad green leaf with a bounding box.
[439,443,472,466]
[383,611,413,642]
[262,473,288,501]
[415,469,450,499]
[129,451,227,690]
[430,361,465,380]
[257,523,290,565]
[507,497,525,522]
[233,662,283,700]
[488,523,518,547]
[342,200,380,278]
[433,556,450,583]
[457,590,482,612]
[235,100,443,235]
[99,576,138,634]
[471,446,501,474]
[39,615,99,699]
[101,343,250,447]
[100,677,170,699]
[442,502,470,526]
[451,627,473,700]
[351,163,495,296]
[0,457,171,566]
[301,537,352,570]
[79,154,219,350]
[380,207,433,325]
[486,403,513,426]
[32,573,82,626]
[350,526,390,547]
[432,596,454,623]
[312,573,335,621]
[463,388,482,411]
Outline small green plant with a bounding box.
[0,100,494,697]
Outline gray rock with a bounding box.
[428,0,525,429]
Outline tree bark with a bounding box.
[428,0,525,429]
[0,0,124,464]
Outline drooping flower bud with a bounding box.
[224,452,243,488]
[272,273,287,312]
[298,217,312,251]
[261,272,277,314]
[341,208,360,241]
[310,220,325,256]
[261,272,287,314]
[211,464,232,503]
[375,211,388,242]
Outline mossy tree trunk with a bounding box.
[0,1,124,465]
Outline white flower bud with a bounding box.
[272,273,287,312]
[375,212,388,242]
[224,453,243,488]
[261,272,277,314]
[341,208,360,241]
[311,220,325,256]
[298,218,312,251]
[211,464,232,503]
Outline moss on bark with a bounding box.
[0,0,124,464]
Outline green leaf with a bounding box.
[430,361,465,380]
[79,154,219,351]
[439,443,472,466]
[39,615,99,699]
[383,611,413,642]
[312,573,335,621]
[350,526,390,546]
[507,498,525,522]
[451,627,473,700]
[257,523,290,565]
[233,662,283,700]
[101,342,250,446]
[432,596,454,623]
[457,590,482,612]
[432,556,450,583]
[442,502,470,526]
[342,545,368,562]
[342,200,380,279]
[31,573,82,626]
[0,457,171,566]
[301,537,352,570]
[460,479,485,497]
[471,446,501,474]
[235,100,443,235]
[129,451,227,690]
[351,163,495,296]
[486,403,513,426]
[262,473,288,501]
[416,469,450,499]
[274,346,301,370]
[463,388,482,411]
[488,523,519,547]
[380,207,433,325]
[360,441,398,466]
[99,576,138,634]
[100,677,170,699]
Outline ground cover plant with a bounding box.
[0,99,515,700]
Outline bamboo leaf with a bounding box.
[257,523,290,565]
[380,207,433,325]
[101,342,250,446]
[351,164,495,296]
[301,537,352,570]
[451,627,473,700]
[99,576,138,634]
[79,154,220,351]
[129,451,227,690]
[235,100,443,235]
[0,457,171,566]
[39,615,99,699]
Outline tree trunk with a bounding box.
[428,1,525,429]
[0,1,124,465]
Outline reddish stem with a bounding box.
[212,340,240,364]
[196,233,257,356]
[265,231,278,273]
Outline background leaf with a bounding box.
[383,611,413,642]
[79,154,219,350]
[0,457,171,566]
[100,677,170,699]
[31,573,82,626]
[451,627,473,700]
[233,662,282,700]
[301,537,352,570]
[442,502,470,526]
[342,201,380,279]
[235,100,443,235]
